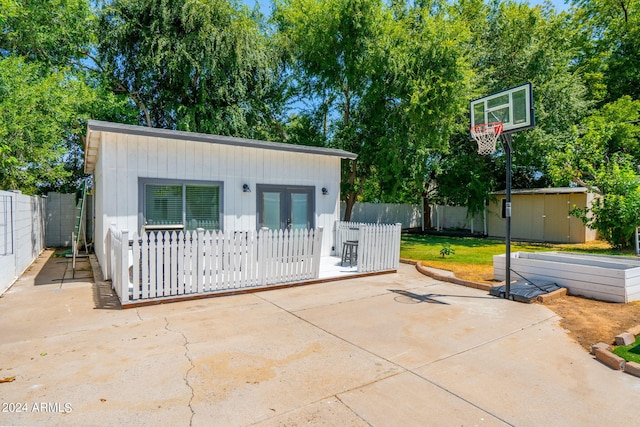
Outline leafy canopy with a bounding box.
[553,97,640,247]
[96,0,280,137]
[0,57,93,193]
[273,0,472,218]
[432,0,589,215]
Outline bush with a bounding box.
[572,187,640,249]
[439,243,455,258]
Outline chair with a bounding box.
[341,240,358,267]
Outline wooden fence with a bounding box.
[335,221,402,273]
[109,227,323,304]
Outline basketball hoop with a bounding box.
[471,122,503,155]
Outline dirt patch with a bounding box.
[541,296,640,350]
[414,259,640,352]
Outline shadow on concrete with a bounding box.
[92,280,122,310]
[34,248,93,286]
[33,248,121,310]
[388,289,496,305]
[389,289,450,305]
[86,252,122,310]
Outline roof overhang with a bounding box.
[84,120,357,174]
[491,187,589,195]
[84,125,101,174]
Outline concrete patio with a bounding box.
[1,249,639,426]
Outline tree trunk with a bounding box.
[343,158,358,221]
[341,85,355,221]
[343,192,356,221]
[423,196,432,230]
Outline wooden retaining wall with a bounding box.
[494,252,640,303]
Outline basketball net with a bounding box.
[471,122,503,155]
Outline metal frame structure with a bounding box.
[470,82,535,299]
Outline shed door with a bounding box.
[257,185,315,231]
[544,194,571,243]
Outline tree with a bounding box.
[273,0,471,220]
[571,0,640,102]
[96,0,281,137]
[550,96,640,247]
[273,0,385,219]
[477,1,589,184]
[432,0,590,219]
[572,163,640,248]
[0,0,129,193]
[0,0,95,66]
[0,57,93,193]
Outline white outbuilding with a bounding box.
[84,120,357,273]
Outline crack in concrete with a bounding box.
[164,316,196,426]
[135,308,143,322]
[415,314,560,369]
[334,394,374,427]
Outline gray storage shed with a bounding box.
[487,187,598,243]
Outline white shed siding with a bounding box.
[94,131,342,269]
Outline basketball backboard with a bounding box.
[470,82,534,134]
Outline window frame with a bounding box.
[138,178,224,232]
[256,184,315,231]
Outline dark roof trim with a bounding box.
[491,187,589,195]
[86,120,357,159]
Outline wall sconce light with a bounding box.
[322,187,329,196]
[243,184,251,193]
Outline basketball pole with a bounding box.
[502,132,513,299]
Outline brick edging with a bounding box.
[591,339,640,378]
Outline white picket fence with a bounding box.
[109,227,323,304]
[335,221,402,273]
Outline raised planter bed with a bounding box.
[493,252,640,303]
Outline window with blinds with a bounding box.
[142,180,222,231]
[185,185,220,230]
[145,184,183,227]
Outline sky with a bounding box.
[242,0,571,16]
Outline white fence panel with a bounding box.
[108,226,129,303]
[335,221,363,257]
[109,227,324,304]
[358,223,402,273]
[430,204,484,233]
[341,202,421,229]
[336,221,402,273]
[1,192,46,294]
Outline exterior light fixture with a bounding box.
[243,184,251,192]
[322,187,328,195]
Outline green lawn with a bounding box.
[613,335,640,364]
[400,233,632,283]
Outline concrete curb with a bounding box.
[89,253,105,283]
[404,259,493,292]
[404,259,567,304]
